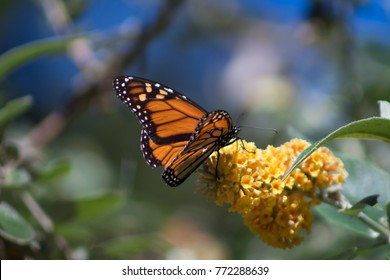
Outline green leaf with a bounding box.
[103,234,161,259]
[342,157,390,208]
[0,202,35,244]
[379,100,390,119]
[366,244,390,260]
[387,202,390,228]
[2,168,31,188]
[55,224,93,245]
[315,204,378,239]
[341,195,379,217]
[0,35,85,79]
[317,157,388,237]
[328,247,358,260]
[36,159,72,182]
[76,194,126,222]
[283,117,390,180]
[0,96,32,127]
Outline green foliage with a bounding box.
[340,195,379,217]
[283,117,390,180]
[315,155,389,240]
[358,196,381,209]
[75,194,126,222]
[0,35,84,79]
[0,1,389,260]
[0,202,35,243]
[328,247,358,260]
[316,204,377,239]
[283,103,390,259]
[0,96,32,137]
[35,160,72,183]
[1,168,31,188]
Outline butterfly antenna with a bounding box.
[235,111,277,134]
[235,111,246,126]
[240,125,278,134]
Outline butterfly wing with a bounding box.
[140,128,189,168]
[162,110,239,187]
[113,76,207,168]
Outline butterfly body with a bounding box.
[113,76,239,187]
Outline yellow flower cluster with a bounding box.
[196,138,347,249]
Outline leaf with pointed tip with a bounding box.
[341,195,379,217]
[282,117,390,180]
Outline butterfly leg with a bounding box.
[238,138,255,154]
[215,149,221,179]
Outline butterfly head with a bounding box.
[220,125,240,147]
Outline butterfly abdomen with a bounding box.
[161,110,239,187]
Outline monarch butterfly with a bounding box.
[113,76,240,187]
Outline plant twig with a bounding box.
[20,191,53,232]
[20,191,75,259]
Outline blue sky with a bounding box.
[1,0,389,117]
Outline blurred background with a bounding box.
[0,0,389,259]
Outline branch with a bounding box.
[24,0,184,149]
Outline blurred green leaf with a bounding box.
[318,157,389,237]
[0,96,32,127]
[103,234,162,259]
[283,117,390,180]
[366,244,390,260]
[2,168,31,188]
[379,100,390,119]
[342,157,390,208]
[387,202,390,228]
[36,159,72,182]
[56,223,93,245]
[328,247,358,260]
[0,202,35,244]
[315,204,378,239]
[76,194,126,222]
[0,35,85,79]
[341,195,379,217]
